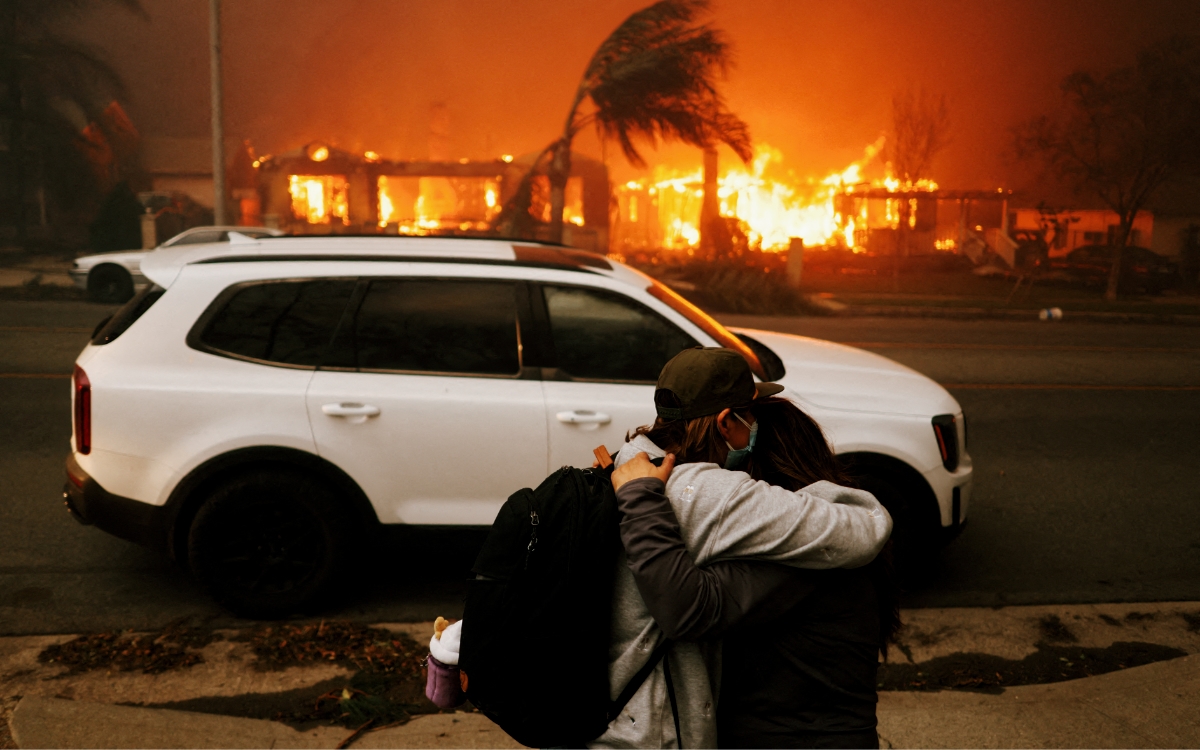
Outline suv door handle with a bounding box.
[322,403,381,422]
[556,410,611,425]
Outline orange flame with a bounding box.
[616,139,941,252]
[375,175,502,233]
[288,175,349,225]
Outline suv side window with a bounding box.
[91,284,165,345]
[542,284,698,382]
[343,279,521,376]
[197,279,356,366]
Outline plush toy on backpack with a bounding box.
[426,616,467,709]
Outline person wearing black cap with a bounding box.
[614,393,899,747]
[589,348,892,749]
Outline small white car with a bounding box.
[65,235,972,617]
[70,226,285,303]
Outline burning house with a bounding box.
[611,142,1011,262]
[254,143,611,252]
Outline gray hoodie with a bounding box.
[589,434,892,749]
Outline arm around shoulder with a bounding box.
[673,465,891,569]
[616,476,812,640]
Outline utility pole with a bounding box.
[209,0,226,225]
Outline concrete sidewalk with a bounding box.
[877,653,1200,748]
[10,698,521,749]
[0,267,74,289]
[4,602,1199,748]
[9,654,1199,749]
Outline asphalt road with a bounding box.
[1,301,1198,635]
[722,315,1200,608]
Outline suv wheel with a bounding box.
[854,472,939,584]
[187,471,355,618]
[87,264,135,303]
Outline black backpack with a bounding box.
[459,462,675,748]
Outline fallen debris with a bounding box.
[235,620,425,678]
[38,632,205,675]
[35,618,222,676]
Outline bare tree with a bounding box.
[888,88,951,185]
[543,0,752,243]
[885,88,949,267]
[1016,36,1200,300]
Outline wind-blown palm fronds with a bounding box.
[541,0,751,242]
[1,0,144,242]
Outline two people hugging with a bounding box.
[434,346,896,749]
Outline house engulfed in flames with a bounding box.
[244,139,1008,261]
[613,142,1010,260]
[254,143,611,252]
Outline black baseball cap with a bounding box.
[654,347,785,421]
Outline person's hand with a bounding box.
[611,452,675,491]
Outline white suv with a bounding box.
[65,235,972,617]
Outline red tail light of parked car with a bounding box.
[73,365,91,455]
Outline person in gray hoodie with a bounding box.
[614,396,900,748]
[588,347,891,749]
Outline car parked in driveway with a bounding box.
[69,226,285,303]
[1048,244,1179,293]
[64,234,973,617]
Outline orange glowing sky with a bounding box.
[72,0,1200,197]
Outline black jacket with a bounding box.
[616,476,881,749]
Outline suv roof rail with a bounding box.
[140,236,611,287]
[258,233,571,248]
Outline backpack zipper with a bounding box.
[524,509,539,569]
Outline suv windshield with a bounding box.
[644,278,767,381]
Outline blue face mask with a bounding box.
[723,413,758,470]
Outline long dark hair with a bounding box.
[630,395,901,657]
[745,398,901,658]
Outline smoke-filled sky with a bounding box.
[70,0,1200,193]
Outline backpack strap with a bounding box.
[607,638,672,722]
[662,646,683,749]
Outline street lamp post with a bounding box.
[209,0,226,225]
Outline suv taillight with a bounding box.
[73,365,91,455]
[932,414,958,471]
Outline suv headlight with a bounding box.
[932,414,959,471]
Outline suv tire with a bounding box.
[854,472,939,584]
[187,470,355,618]
[88,264,135,303]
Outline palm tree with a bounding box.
[1,0,144,244]
[542,0,752,243]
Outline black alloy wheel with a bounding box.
[188,471,356,619]
[87,264,135,303]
